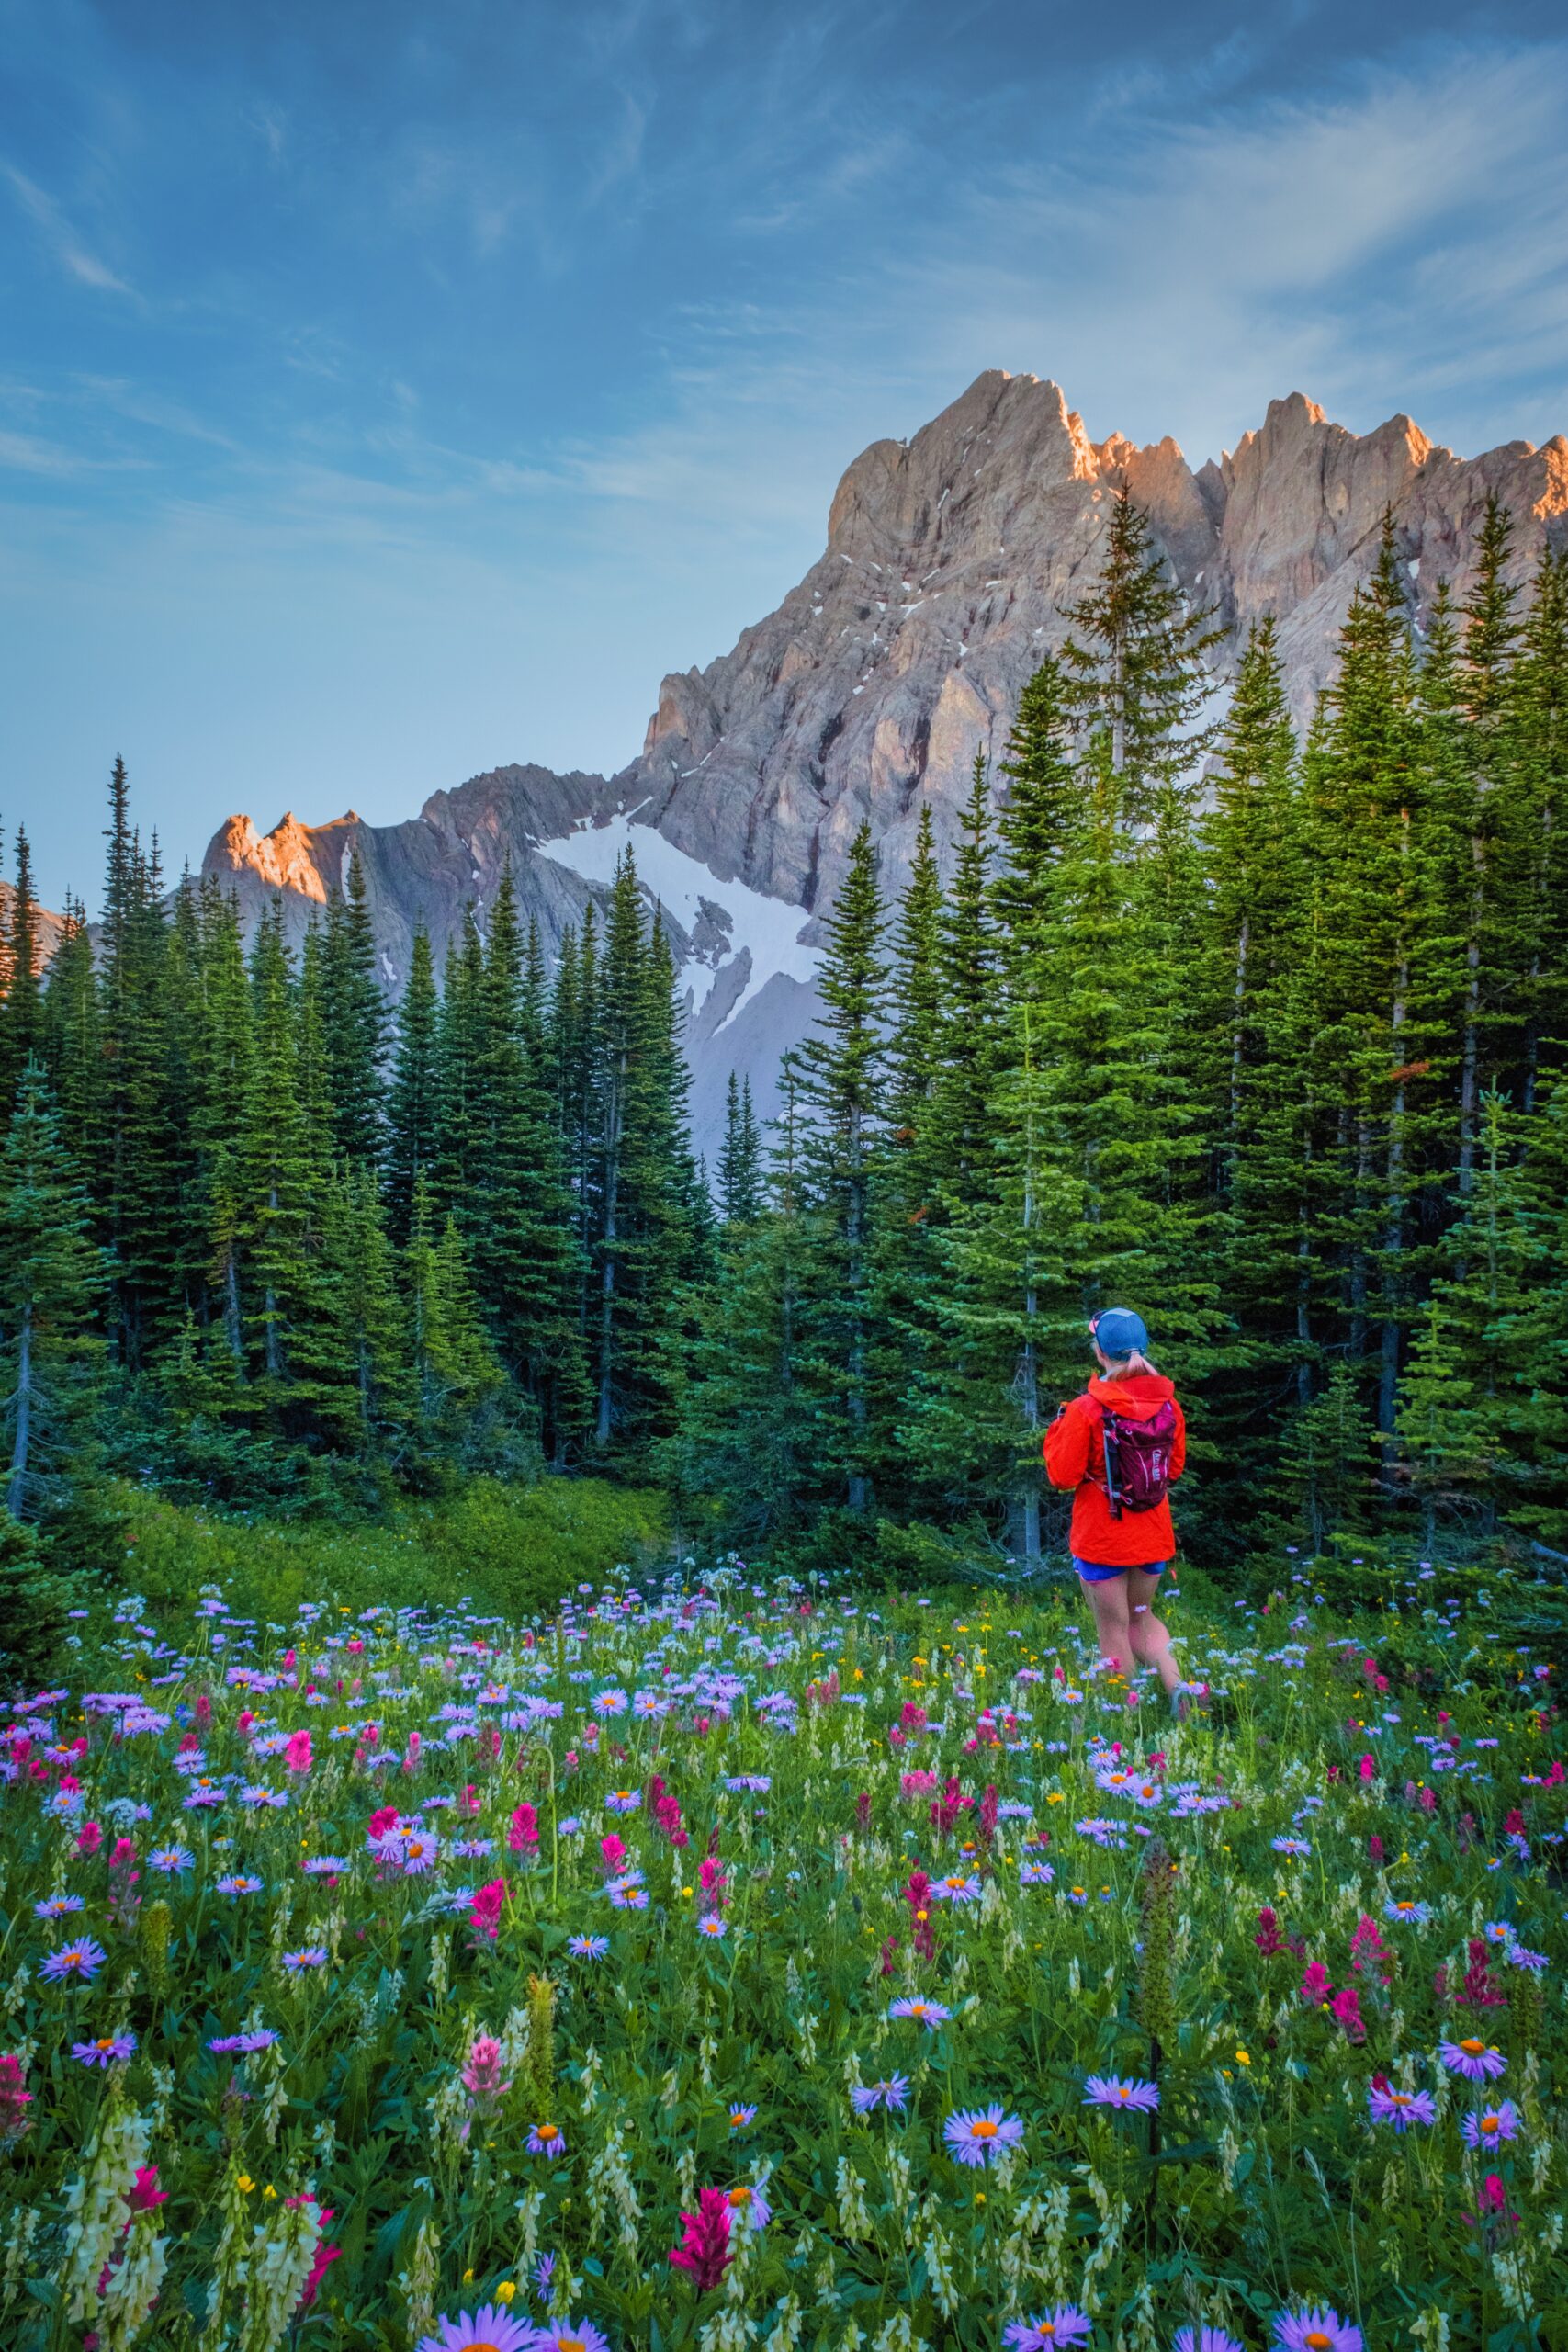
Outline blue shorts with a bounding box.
[1074,1558,1168,1585]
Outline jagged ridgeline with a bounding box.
[0,482,1565,1589]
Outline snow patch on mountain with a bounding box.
[536,808,819,1031]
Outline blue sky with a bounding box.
[5,0,1568,910]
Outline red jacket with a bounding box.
[1043,1373,1185,1567]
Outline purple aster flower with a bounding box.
[728,2103,758,2131]
[1382,1899,1432,1926]
[1021,1861,1055,1885]
[72,2031,137,2067]
[39,1937,107,1983]
[1272,2309,1364,2352]
[942,2103,1025,2166]
[888,1996,951,2030]
[414,2309,535,2352]
[400,1831,441,1876]
[1003,2308,1091,2349]
[209,2030,280,2054]
[724,2181,771,2230]
[526,2120,568,2161]
[1083,2075,1159,2113]
[568,1935,610,1960]
[851,2074,910,2115]
[1439,2037,1506,2082]
[1367,2084,1435,2131]
[932,1873,982,1903]
[1461,2100,1521,2151]
[1271,1838,1311,1857]
[696,1914,728,1938]
[34,1893,85,1918]
[302,1857,350,1879]
[217,1874,265,1895]
[1506,1943,1547,1972]
[148,1845,196,1875]
[530,2253,556,2301]
[1174,2333,1246,2352]
[281,1946,328,1973]
[526,2324,610,2352]
[610,1884,649,1910]
[604,1789,641,1813]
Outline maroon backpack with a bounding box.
[1097,1397,1179,1518]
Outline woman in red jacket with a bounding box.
[1043,1306,1189,1716]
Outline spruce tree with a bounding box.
[321,849,388,1166]
[0,828,46,1111]
[405,1182,513,1479]
[796,822,887,1510]
[672,1053,818,1542]
[235,908,314,1406]
[466,862,586,1457]
[0,1062,106,1518]
[385,924,439,1246]
[716,1073,763,1225]
[1058,487,1223,812]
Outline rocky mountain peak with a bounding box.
[187,367,1568,1154]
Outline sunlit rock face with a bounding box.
[196,370,1568,1154]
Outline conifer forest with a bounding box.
[2,492,1566,1623]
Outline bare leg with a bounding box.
[1079,1574,1134,1681]
[1125,1566,1181,1698]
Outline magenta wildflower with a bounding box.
[0,2053,32,2143]
[460,2034,510,2103]
[668,2184,733,2292]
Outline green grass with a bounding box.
[110,1473,671,1627]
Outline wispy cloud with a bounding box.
[2,162,133,295]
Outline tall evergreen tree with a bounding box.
[385,925,439,1245]
[796,822,887,1510]
[0,1062,105,1518]
[716,1073,763,1225]
[1058,488,1223,809]
[0,828,46,1109]
[321,848,388,1165]
[466,863,587,1457]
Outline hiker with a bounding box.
[1043,1306,1190,1717]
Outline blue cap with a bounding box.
[1092,1307,1148,1357]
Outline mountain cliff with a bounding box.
[197,369,1568,1153]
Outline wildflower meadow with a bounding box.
[1,1561,1564,2352]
